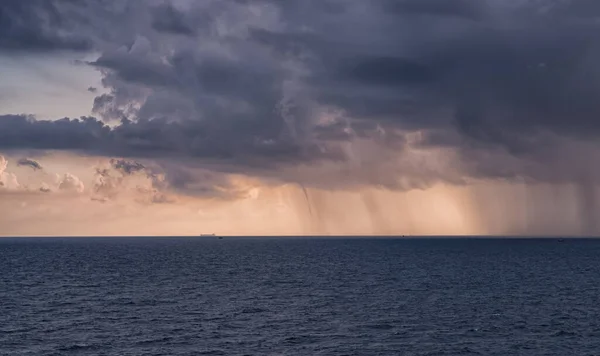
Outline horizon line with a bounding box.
[0,235,597,239]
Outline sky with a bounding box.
[2,0,600,236]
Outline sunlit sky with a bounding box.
[2,0,600,236]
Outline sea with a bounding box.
[1,237,599,355]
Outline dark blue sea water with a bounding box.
[1,237,600,355]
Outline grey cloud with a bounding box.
[0,0,92,52]
[111,159,146,175]
[0,115,110,151]
[540,0,600,19]
[6,0,600,189]
[92,94,126,121]
[0,115,342,168]
[339,56,437,86]
[151,3,194,36]
[381,0,489,20]
[17,158,43,171]
[91,52,176,88]
[278,1,600,171]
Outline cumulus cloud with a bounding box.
[1,173,20,189]
[0,155,20,189]
[0,156,6,175]
[2,0,600,194]
[57,173,85,193]
[93,158,171,204]
[1,153,176,205]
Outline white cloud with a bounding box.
[0,155,20,189]
[0,155,6,174]
[57,173,85,193]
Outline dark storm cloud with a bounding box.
[542,0,600,19]
[90,53,176,88]
[381,0,488,20]
[0,115,342,167]
[0,115,109,151]
[92,94,124,121]
[6,0,600,187]
[266,0,600,170]
[151,3,194,36]
[340,56,437,86]
[0,0,91,52]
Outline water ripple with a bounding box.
[1,237,600,355]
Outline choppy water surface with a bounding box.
[1,237,600,355]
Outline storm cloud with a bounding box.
[0,0,91,52]
[3,0,600,190]
[0,114,342,167]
